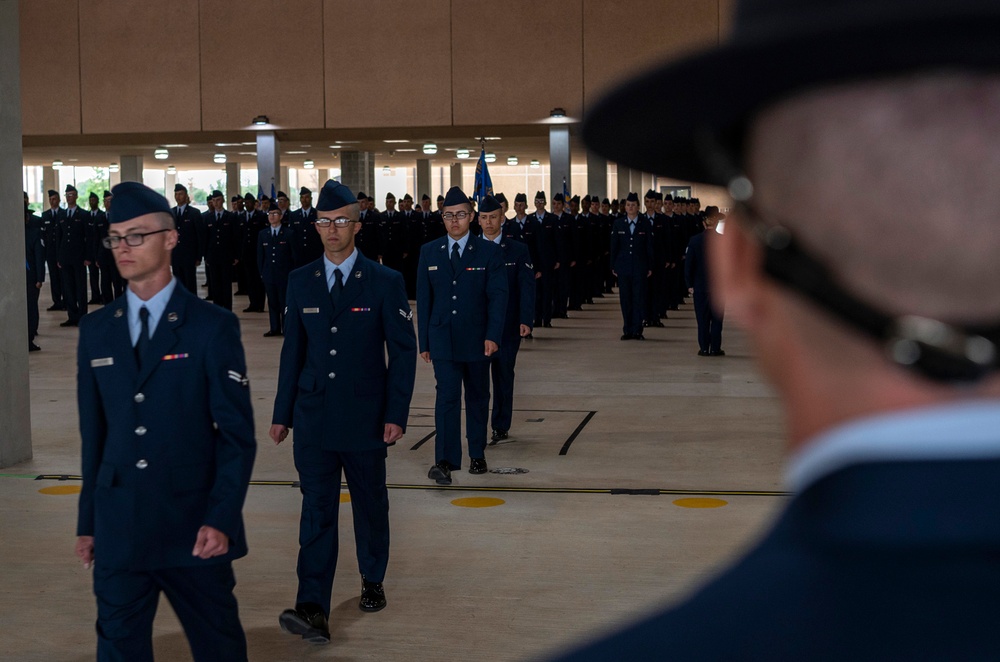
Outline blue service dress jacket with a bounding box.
[257,224,293,285]
[272,253,417,451]
[416,234,508,362]
[552,458,1000,661]
[496,238,536,349]
[610,216,655,275]
[76,284,256,571]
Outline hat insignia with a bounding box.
[114,308,123,318]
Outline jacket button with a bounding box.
[452,310,457,315]
[328,372,336,379]
[135,426,147,436]
[452,295,457,300]
[329,349,337,356]
[452,280,457,285]
[136,459,148,469]
[134,393,145,403]
[330,326,338,333]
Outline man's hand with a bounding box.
[647,270,652,278]
[420,351,431,363]
[484,340,499,357]
[270,424,289,445]
[192,526,229,559]
[689,287,695,295]
[519,324,532,337]
[35,282,43,289]
[534,272,541,280]
[75,535,95,569]
[611,269,617,277]
[84,260,91,266]
[384,423,403,444]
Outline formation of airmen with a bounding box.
[24,180,712,352]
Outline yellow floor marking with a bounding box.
[451,497,506,508]
[39,485,82,496]
[340,493,351,503]
[673,497,728,508]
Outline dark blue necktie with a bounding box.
[330,269,343,307]
[135,306,149,368]
[451,242,461,273]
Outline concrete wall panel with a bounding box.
[79,0,202,134]
[324,0,451,128]
[20,0,81,135]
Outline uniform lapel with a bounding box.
[105,299,139,379]
[136,287,188,388]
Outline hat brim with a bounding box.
[582,14,1000,186]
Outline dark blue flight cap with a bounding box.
[422,193,431,201]
[514,192,527,203]
[479,195,502,213]
[89,191,99,200]
[103,190,112,199]
[602,198,610,205]
[210,189,224,199]
[552,193,565,203]
[277,191,289,200]
[436,194,444,202]
[442,186,470,207]
[65,184,77,193]
[625,192,640,202]
[244,192,256,202]
[174,183,187,193]
[107,181,171,224]
[495,192,507,204]
[231,195,240,202]
[571,194,580,203]
[534,191,546,201]
[645,189,657,199]
[47,189,58,197]
[299,186,312,196]
[403,193,413,201]
[316,179,356,212]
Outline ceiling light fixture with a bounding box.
[166,165,177,174]
[154,148,169,160]
[303,160,315,169]
[485,152,496,163]
[382,165,391,175]
[108,162,119,172]
[423,143,438,155]
[530,160,540,168]
[456,149,470,159]
[507,156,518,166]
[213,153,227,164]
[52,160,63,169]
[252,115,269,125]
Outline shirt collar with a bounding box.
[489,234,502,244]
[449,232,471,254]
[125,277,178,344]
[324,248,359,288]
[786,400,1000,492]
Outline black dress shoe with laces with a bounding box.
[469,457,488,474]
[490,429,508,444]
[428,461,452,485]
[698,350,710,356]
[621,334,633,340]
[279,603,330,644]
[359,579,387,612]
[29,342,41,352]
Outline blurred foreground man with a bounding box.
[271,180,416,644]
[75,182,256,661]
[555,1,1000,659]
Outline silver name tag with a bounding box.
[91,357,114,368]
[303,307,320,314]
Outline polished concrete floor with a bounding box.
[3,284,787,661]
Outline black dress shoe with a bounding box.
[709,349,726,356]
[28,343,41,352]
[359,579,387,612]
[698,350,710,356]
[469,458,488,474]
[651,320,665,328]
[621,334,633,340]
[279,603,330,644]
[59,320,77,327]
[46,304,65,311]
[543,322,553,328]
[634,334,645,340]
[490,429,508,444]
[263,330,281,337]
[428,461,452,485]
[524,333,533,339]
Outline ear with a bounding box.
[708,217,766,329]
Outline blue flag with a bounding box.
[257,185,263,200]
[562,177,569,200]
[270,182,276,200]
[473,149,493,204]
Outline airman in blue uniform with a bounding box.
[417,186,508,485]
[610,192,654,340]
[24,192,44,352]
[478,195,535,443]
[258,206,293,337]
[270,180,416,645]
[75,181,256,662]
[58,184,89,326]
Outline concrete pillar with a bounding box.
[615,163,630,201]
[256,131,280,198]
[110,167,121,187]
[41,166,56,198]
[165,171,177,196]
[225,162,240,207]
[416,159,432,199]
[120,155,143,184]
[280,166,289,195]
[341,151,372,197]
[586,151,607,200]
[449,163,462,189]
[1,0,31,468]
[549,125,571,198]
